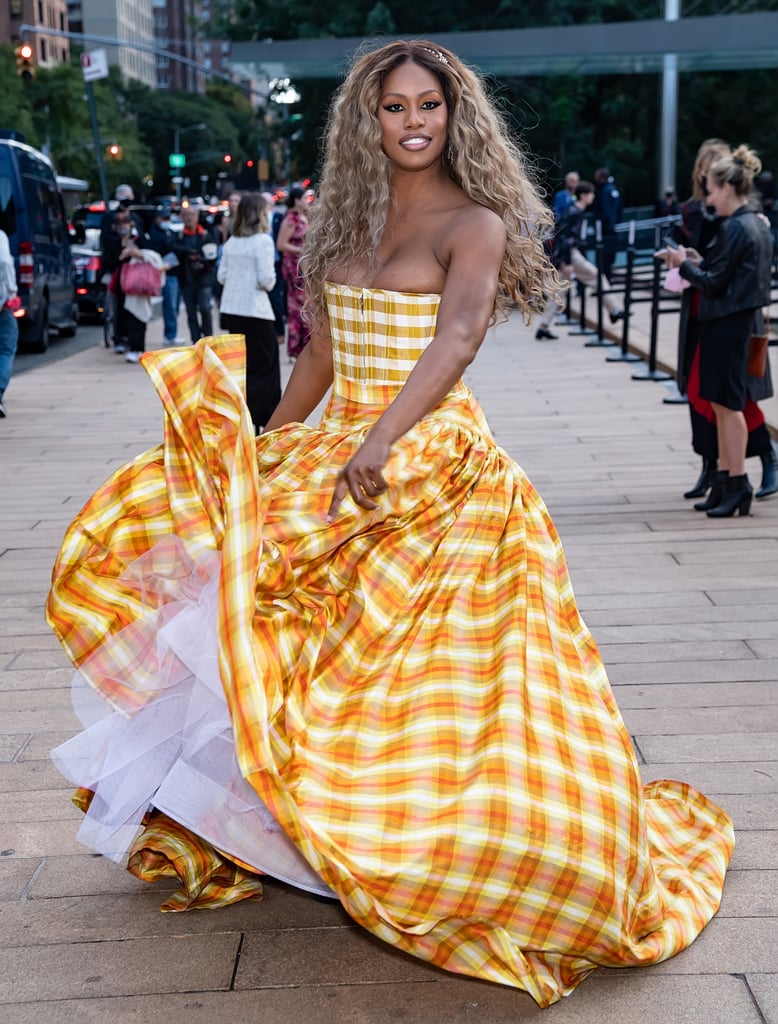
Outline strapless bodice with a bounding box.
[325,283,441,405]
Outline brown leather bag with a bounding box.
[747,316,769,378]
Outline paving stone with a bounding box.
[0,858,41,900]
[637,732,777,764]
[16,731,74,760]
[0,820,89,858]
[717,870,778,917]
[639,761,778,795]
[728,831,778,870]
[599,640,753,665]
[0,760,72,794]
[6,885,347,945]
[622,705,778,736]
[0,933,240,1003]
[236,923,442,989]
[609,659,778,684]
[706,793,778,831]
[747,973,778,1024]
[0,668,72,693]
[612,680,778,708]
[4,791,82,824]
[1,972,764,1024]
[585,602,778,627]
[622,917,778,975]
[0,734,28,762]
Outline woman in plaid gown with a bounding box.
[48,40,733,1007]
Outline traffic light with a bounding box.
[106,143,122,160]
[223,154,232,164]
[16,43,34,82]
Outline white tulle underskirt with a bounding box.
[51,546,333,898]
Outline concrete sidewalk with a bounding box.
[0,306,776,1024]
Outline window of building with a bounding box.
[37,0,43,21]
[41,38,47,61]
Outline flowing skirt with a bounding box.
[48,336,734,1008]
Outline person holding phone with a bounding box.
[661,145,773,517]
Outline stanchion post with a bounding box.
[586,219,618,348]
[607,219,642,363]
[632,224,672,382]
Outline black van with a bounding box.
[0,132,78,352]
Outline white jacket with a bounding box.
[0,229,17,307]
[217,233,276,321]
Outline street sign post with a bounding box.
[80,50,110,203]
[80,49,109,82]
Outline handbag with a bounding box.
[120,260,162,297]
[747,313,770,378]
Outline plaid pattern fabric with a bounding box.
[48,286,733,1007]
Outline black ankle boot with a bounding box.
[694,470,728,511]
[535,327,558,340]
[706,474,753,518]
[756,446,778,500]
[684,458,717,499]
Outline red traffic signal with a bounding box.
[223,154,232,164]
[106,143,122,160]
[16,43,35,82]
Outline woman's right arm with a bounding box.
[263,320,334,431]
[276,215,301,255]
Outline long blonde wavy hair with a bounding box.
[301,39,556,325]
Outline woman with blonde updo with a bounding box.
[48,39,733,1009]
[666,144,773,517]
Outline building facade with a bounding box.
[3,0,70,67]
[78,0,156,87]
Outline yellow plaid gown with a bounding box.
[47,284,734,1007]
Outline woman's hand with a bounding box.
[664,244,687,268]
[327,433,391,521]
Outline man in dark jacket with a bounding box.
[593,168,623,278]
[172,204,219,344]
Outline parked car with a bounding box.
[0,132,79,352]
[70,243,106,323]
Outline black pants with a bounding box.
[181,283,213,343]
[118,307,146,353]
[219,313,282,433]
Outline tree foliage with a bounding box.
[206,0,778,205]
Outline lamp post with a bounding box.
[269,78,301,185]
[173,122,206,204]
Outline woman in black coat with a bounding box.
[673,140,776,503]
[666,145,773,518]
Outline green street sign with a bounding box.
[169,153,186,168]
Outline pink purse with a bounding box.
[120,260,162,297]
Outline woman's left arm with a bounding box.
[327,207,506,519]
[675,221,747,296]
[256,235,276,291]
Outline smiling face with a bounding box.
[705,177,737,217]
[377,60,448,171]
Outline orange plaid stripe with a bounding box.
[47,287,733,1008]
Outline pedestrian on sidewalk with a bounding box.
[217,192,281,433]
[148,207,183,347]
[276,186,310,360]
[665,144,773,517]
[0,224,19,418]
[672,139,777,503]
[172,204,219,344]
[535,181,624,339]
[114,234,164,364]
[47,37,733,1010]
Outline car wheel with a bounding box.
[26,299,50,353]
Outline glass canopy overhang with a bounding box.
[230,12,778,81]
